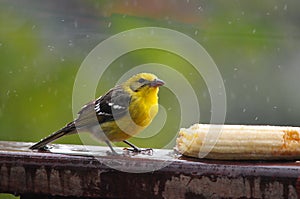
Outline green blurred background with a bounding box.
[1,0,300,197]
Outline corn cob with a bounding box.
[175,124,300,160]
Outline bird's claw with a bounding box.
[123,147,153,156]
[36,145,52,152]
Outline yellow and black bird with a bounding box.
[30,73,164,154]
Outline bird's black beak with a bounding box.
[149,78,165,87]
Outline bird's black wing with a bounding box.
[29,86,130,150]
[75,85,131,127]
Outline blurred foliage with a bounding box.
[0,194,19,199]
[0,0,300,153]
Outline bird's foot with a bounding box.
[123,147,153,156]
[35,145,52,152]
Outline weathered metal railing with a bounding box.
[0,141,299,198]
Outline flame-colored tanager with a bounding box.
[30,73,164,154]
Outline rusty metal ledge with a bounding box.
[0,141,300,199]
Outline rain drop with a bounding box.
[252,29,256,34]
[48,45,55,51]
[74,20,78,28]
[194,30,198,35]
[108,22,112,28]
[68,40,73,47]
[283,4,287,11]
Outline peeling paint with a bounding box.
[153,181,160,195]
[263,181,284,199]
[0,164,9,189]
[10,166,26,192]
[288,185,298,199]
[162,174,296,199]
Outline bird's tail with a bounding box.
[29,122,77,150]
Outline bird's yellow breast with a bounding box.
[101,87,159,142]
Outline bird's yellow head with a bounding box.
[123,73,164,95]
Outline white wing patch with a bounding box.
[95,102,101,112]
[94,100,126,116]
[113,104,125,110]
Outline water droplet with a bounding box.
[266,12,270,16]
[252,29,256,34]
[283,4,287,11]
[108,22,112,28]
[254,116,258,121]
[74,20,78,28]
[194,30,198,35]
[242,108,246,112]
[68,40,73,47]
[228,21,232,25]
[198,6,203,12]
[48,45,55,51]
[61,19,65,22]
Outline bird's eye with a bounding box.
[138,78,146,83]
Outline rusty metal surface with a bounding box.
[0,141,300,199]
